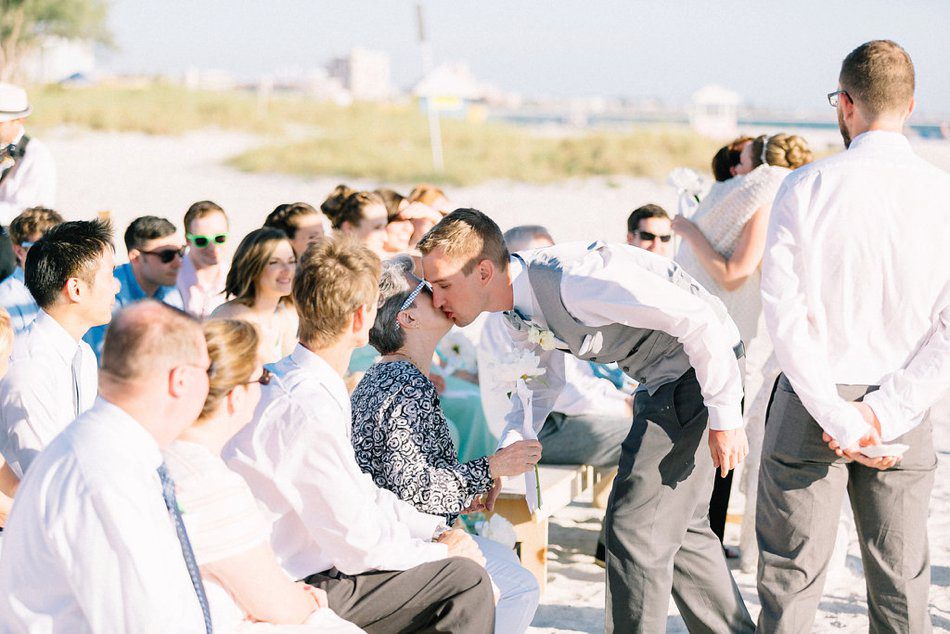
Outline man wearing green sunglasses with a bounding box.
[178,201,230,318]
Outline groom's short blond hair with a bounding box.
[417,208,509,275]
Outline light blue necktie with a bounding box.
[157,463,213,633]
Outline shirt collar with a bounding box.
[848,130,911,151]
[115,262,176,302]
[508,253,545,328]
[90,397,164,470]
[33,310,83,364]
[289,343,350,410]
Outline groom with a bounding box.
[419,210,754,633]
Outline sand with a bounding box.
[42,127,950,632]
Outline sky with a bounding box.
[103,1,950,117]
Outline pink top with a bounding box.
[177,251,227,318]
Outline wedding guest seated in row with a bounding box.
[0,301,214,631]
[0,219,115,481]
[625,204,673,257]
[321,188,389,256]
[479,225,635,566]
[351,254,542,633]
[264,201,327,257]
[0,308,16,533]
[224,236,496,633]
[375,188,415,255]
[165,319,363,632]
[212,228,298,364]
[85,215,184,357]
[179,200,230,318]
[0,206,62,334]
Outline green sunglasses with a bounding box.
[186,232,229,248]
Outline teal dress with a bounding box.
[347,345,497,461]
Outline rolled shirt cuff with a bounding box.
[404,510,447,542]
[706,404,743,431]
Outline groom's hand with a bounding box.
[821,403,899,471]
[708,428,749,477]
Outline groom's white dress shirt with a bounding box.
[0,310,97,477]
[224,343,448,580]
[0,398,205,632]
[762,130,950,450]
[498,250,744,447]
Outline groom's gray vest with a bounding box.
[517,241,740,395]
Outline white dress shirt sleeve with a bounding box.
[761,177,869,448]
[862,300,950,441]
[563,250,744,430]
[276,405,448,575]
[497,323,567,448]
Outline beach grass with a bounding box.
[29,83,720,185]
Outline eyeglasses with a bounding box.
[244,368,272,386]
[140,245,186,264]
[394,278,432,328]
[827,90,850,107]
[187,232,229,248]
[634,230,672,243]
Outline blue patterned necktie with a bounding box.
[157,463,213,633]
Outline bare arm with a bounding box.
[672,205,770,291]
[0,460,16,526]
[202,542,320,625]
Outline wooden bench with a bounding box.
[487,464,593,594]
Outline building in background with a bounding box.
[328,48,391,101]
[21,36,96,84]
[690,85,740,139]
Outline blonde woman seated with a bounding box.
[350,256,541,634]
[163,319,363,632]
[212,228,297,364]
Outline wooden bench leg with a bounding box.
[490,498,548,596]
[591,467,617,509]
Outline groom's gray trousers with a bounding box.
[604,368,754,633]
[756,374,936,633]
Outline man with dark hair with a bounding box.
[0,219,118,481]
[0,206,63,333]
[419,209,752,632]
[625,204,672,256]
[85,216,184,358]
[757,40,949,631]
[178,201,229,318]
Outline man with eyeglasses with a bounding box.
[84,216,184,360]
[178,200,229,318]
[0,206,63,334]
[757,40,950,632]
[625,203,673,257]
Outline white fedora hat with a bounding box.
[0,83,32,123]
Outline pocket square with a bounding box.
[578,331,604,356]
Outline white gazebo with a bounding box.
[690,85,740,139]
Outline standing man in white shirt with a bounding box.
[225,236,495,633]
[757,40,950,633]
[0,219,118,481]
[178,200,229,318]
[0,83,55,225]
[0,300,214,632]
[0,206,63,334]
[419,210,753,633]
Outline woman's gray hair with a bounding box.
[369,255,416,354]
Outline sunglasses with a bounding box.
[187,232,229,248]
[634,230,672,243]
[140,245,187,264]
[245,368,273,386]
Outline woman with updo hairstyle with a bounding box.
[163,320,362,633]
[264,202,327,257]
[320,189,388,255]
[212,227,298,363]
[673,131,813,570]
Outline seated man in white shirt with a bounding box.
[625,204,673,257]
[225,236,495,634]
[0,219,118,483]
[178,200,229,318]
[478,225,634,565]
[85,215,185,359]
[0,206,63,334]
[0,300,215,632]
